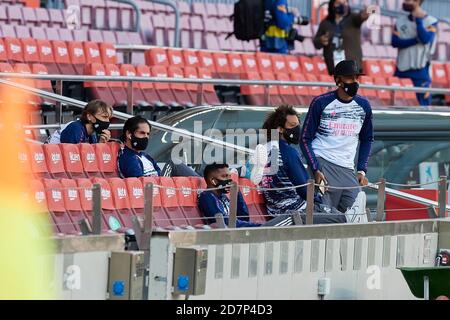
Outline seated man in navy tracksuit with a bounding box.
[198,163,260,228]
[118,116,161,178]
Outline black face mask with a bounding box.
[341,82,359,97]
[130,135,149,151]
[402,2,415,12]
[334,4,347,15]
[92,117,110,135]
[214,178,232,194]
[283,125,300,144]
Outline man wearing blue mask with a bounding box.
[300,60,374,217]
[392,0,438,106]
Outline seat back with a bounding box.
[21,38,39,62]
[94,143,117,176]
[83,41,102,64]
[125,177,144,209]
[145,47,168,66]
[255,52,273,73]
[28,143,49,176]
[78,143,101,176]
[68,41,86,65]
[108,177,132,210]
[60,143,85,177]
[43,144,67,178]
[99,42,117,64]
[37,39,55,64]
[60,178,83,212]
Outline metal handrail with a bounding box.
[1,73,449,94]
[114,0,142,32]
[150,0,180,47]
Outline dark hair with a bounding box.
[80,99,113,123]
[203,163,229,182]
[120,116,151,142]
[326,0,351,21]
[262,105,298,140]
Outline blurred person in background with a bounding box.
[391,0,438,106]
[313,0,371,75]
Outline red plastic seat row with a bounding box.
[0,37,118,74]
[84,63,220,109]
[144,48,331,79]
[29,175,214,235]
[19,142,120,180]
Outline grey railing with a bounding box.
[115,0,142,32]
[151,0,181,47]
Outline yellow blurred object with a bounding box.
[0,79,55,299]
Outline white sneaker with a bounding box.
[345,191,368,223]
[250,144,268,185]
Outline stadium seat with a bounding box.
[43,178,79,235]
[35,39,60,75]
[270,54,288,74]
[432,63,448,88]
[362,60,382,78]
[239,178,267,224]
[58,29,74,41]
[379,59,396,78]
[227,52,244,79]
[30,179,59,233]
[12,63,41,105]
[299,56,318,75]
[252,183,269,221]
[42,144,68,179]
[119,64,151,109]
[173,176,209,228]
[241,72,266,106]
[68,41,87,75]
[30,64,54,100]
[167,48,184,68]
[104,63,128,108]
[135,64,168,111]
[91,177,127,231]
[124,177,145,219]
[4,37,23,62]
[59,143,87,179]
[212,51,231,78]
[76,177,111,233]
[52,40,77,75]
[35,7,50,27]
[21,38,39,63]
[92,143,118,178]
[108,177,136,229]
[83,41,102,64]
[400,78,419,106]
[359,76,383,106]
[312,56,328,75]
[28,143,51,179]
[48,8,65,28]
[318,74,335,94]
[84,63,116,107]
[275,73,300,105]
[197,50,216,74]
[182,49,201,69]
[167,66,195,107]
[184,67,220,105]
[256,52,274,73]
[150,65,182,109]
[159,177,190,227]
[0,39,7,61]
[99,42,117,64]
[373,77,393,105]
[145,47,168,66]
[140,176,172,228]
[289,73,312,106]
[260,71,284,106]
[60,178,88,231]
[305,74,323,97]
[284,55,301,74]
[17,143,32,175]
[241,53,259,74]
[387,77,408,106]
[78,143,102,178]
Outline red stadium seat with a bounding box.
[183,66,199,102]
[42,144,68,179]
[362,60,382,78]
[290,73,312,106]
[4,37,23,62]
[124,177,145,218]
[379,59,396,78]
[76,178,110,233]
[18,144,32,175]
[150,65,180,108]
[241,53,259,74]
[373,77,392,104]
[387,77,408,106]
[60,178,88,230]
[0,38,7,61]
[167,66,195,107]
[36,39,59,75]
[84,63,115,106]
[31,64,53,94]
[99,42,117,64]
[43,179,79,235]
[299,56,318,75]
[275,73,300,105]
[91,177,126,231]
[145,47,168,66]
[312,56,328,75]
[78,143,102,178]
[173,177,208,228]
[68,41,86,75]
[21,38,39,63]
[318,74,335,94]
[270,54,288,74]
[182,49,201,69]
[239,178,267,223]
[119,64,150,107]
[305,74,323,97]
[140,176,172,228]
[28,143,51,179]
[284,55,302,74]
[197,50,216,74]
[105,63,128,107]
[60,143,87,179]
[400,78,419,106]
[359,76,382,106]
[212,51,230,78]
[197,67,221,105]
[135,64,167,109]
[432,63,448,88]
[94,142,118,178]
[260,71,284,106]
[255,52,274,73]
[30,179,58,233]
[227,53,244,79]
[159,177,190,227]
[108,177,136,229]
[52,41,75,75]
[83,41,102,64]
[167,48,185,68]
[241,72,265,106]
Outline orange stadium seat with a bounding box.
[84,63,116,106]
[275,73,300,105]
[30,179,58,233]
[260,71,284,106]
[124,177,145,218]
[105,63,128,107]
[68,41,87,75]
[108,177,136,229]
[363,59,382,78]
[173,176,208,228]
[145,47,168,66]
[284,55,301,74]
[227,52,243,79]
[4,37,23,62]
[78,143,102,178]
[387,77,408,106]
[60,143,87,179]
[241,53,259,74]
[379,59,396,78]
[167,48,185,68]
[119,63,149,108]
[167,65,195,107]
[305,74,323,97]
[0,38,7,61]
[21,38,40,63]
[299,56,318,75]
[36,39,59,74]
[373,77,393,105]
[271,54,288,74]
[43,143,68,179]
[212,51,231,78]
[60,178,88,232]
[28,143,51,179]
[140,176,172,228]
[159,177,190,227]
[197,67,220,105]
[52,40,76,75]
[94,142,118,178]
[400,78,419,105]
[318,74,335,94]
[17,144,32,175]
[241,71,266,106]
[135,64,167,110]
[359,76,382,106]
[197,50,216,74]
[290,73,312,106]
[99,42,117,64]
[313,56,328,75]
[239,178,267,224]
[432,63,448,88]
[43,178,79,235]
[150,65,181,109]
[182,49,201,69]
[255,52,274,73]
[83,41,102,64]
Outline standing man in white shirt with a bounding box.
[300,60,374,214]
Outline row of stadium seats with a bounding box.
[20,142,121,179]
[31,175,268,235]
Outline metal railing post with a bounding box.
[127,80,134,115]
[114,0,141,32]
[306,179,314,225]
[55,80,63,126]
[196,83,204,106]
[142,182,154,300]
[376,178,386,221]
[92,183,102,235]
[264,84,270,106]
[228,182,238,228]
[438,175,447,218]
